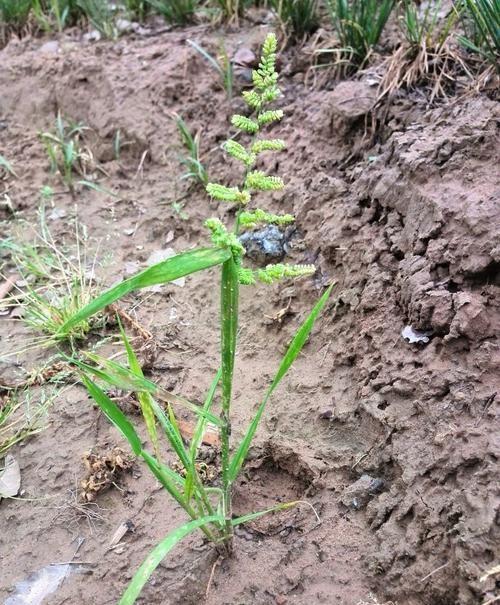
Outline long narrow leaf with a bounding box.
[58,247,230,334]
[231,501,298,526]
[71,356,223,427]
[185,368,221,500]
[120,322,161,460]
[229,285,333,482]
[81,375,143,456]
[119,515,224,605]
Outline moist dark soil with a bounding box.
[0,21,499,605]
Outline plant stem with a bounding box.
[220,257,239,546]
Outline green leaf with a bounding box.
[228,285,334,482]
[58,247,231,334]
[120,322,161,460]
[185,368,221,500]
[231,501,298,526]
[81,375,143,456]
[0,154,17,177]
[118,515,224,605]
[71,356,223,427]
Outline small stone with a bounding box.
[340,475,384,509]
[39,41,59,54]
[233,47,257,67]
[239,225,288,265]
[330,81,377,120]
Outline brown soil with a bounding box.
[0,22,499,605]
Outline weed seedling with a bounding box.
[1,207,101,348]
[146,0,197,24]
[76,0,118,38]
[0,154,17,178]
[174,113,208,186]
[58,34,332,604]
[39,112,90,191]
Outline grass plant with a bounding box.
[76,0,118,38]
[174,114,208,186]
[0,0,33,44]
[1,207,100,348]
[0,388,54,457]
[39,112,89,190]
[270,0,319,39]
[379,0,461,100]
[57,33,332,603]
[146,0,197,24]
[457,0,500,65]
[325,0,396,69]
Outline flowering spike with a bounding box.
[239,209,295,229]
[205,218,245,258]
[231,115,259,134]
[258,110,283,126]
[206,183,250,205]
[251,139,286,154]
[245,171,284,192]
[223,140,256,167]
[256,264,316,284]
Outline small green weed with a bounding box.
[0,388,54,457]
[76,0,118,38]
[58,33,332,604]
[0,0,33,44]
[39,112,90,190]
[270,0,319,39]
[174,114,208,186]
[1,207,100,347]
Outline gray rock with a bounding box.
[340,474,384,509]
[239,225,288,265]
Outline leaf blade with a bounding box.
[118,515,224,605]
[58,247,230,334]
[228,285,333,482]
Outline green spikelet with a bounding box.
[239,209,295,229]
[245,171,284,192]
[224,140,256,167]
[258,110,284,126]
[206,183,250,205]
[256,264,316,284]
[231,115,259,134]
[205,218,245,257]
[251,139,286,154]
[238,267,256,285]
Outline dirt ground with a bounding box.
[0,19,499,605]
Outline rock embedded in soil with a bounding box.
[340,475,385,510]
[329,81,377,121]
[239,225,289,265]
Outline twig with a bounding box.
[108,303,152,340]
[419,561,449,583]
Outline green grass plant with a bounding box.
[457,0,500,65]
[39,112,89,190]
[145,0,197,24]
[174,113,208,186]
[1,207,100,348]
[326,0,396,68]
[270,0,319,39]
[76,0,118,38]
[57,33,332,603]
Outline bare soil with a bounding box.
[0,22,499,605]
